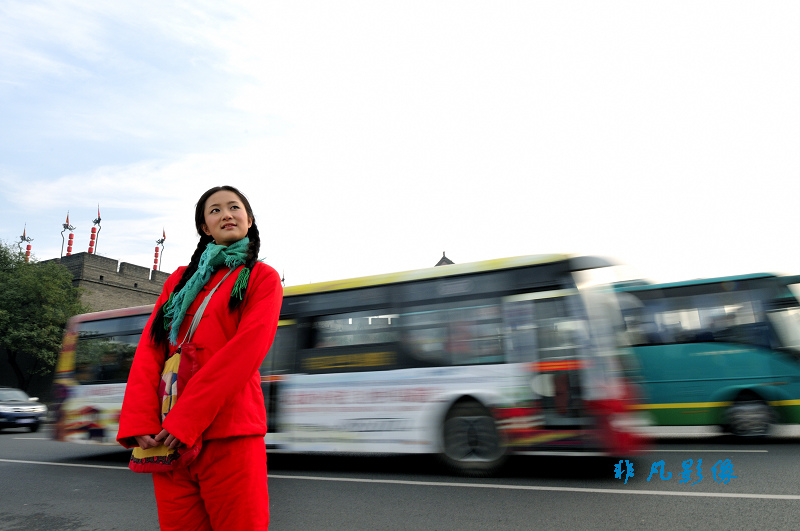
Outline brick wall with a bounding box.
[44,252,169,312]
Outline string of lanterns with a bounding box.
[19,225,33,263]
[154,229,166,271]
[61,212,76,257]
[27,210,168,270]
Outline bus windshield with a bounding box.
[73,314,149,384]
[765,280,800,353]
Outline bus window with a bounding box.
[501,291,588,364]
[534,296,586,360]
[312,311,399,348]
[74,335,139,384]
[401,300,503,366]
[261,324,297,376]
[767,306,800,352]
[632,291,771,349]
[298,311,400,373]
[261,323,296,435]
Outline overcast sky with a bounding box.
[2,1,799,286]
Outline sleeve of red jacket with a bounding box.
[115,268,183,449]
[161,263,283,448]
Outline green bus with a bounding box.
[616,273,800,436]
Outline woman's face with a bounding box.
[201,190,253,246]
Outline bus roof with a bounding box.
[616,272,781,293]
[67,304,154,323]
[284,254,614,297]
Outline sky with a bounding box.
[2,1,799,287]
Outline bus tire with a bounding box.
[440,400,506,476]
[725,397,774,437]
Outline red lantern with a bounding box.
[153,265,158,270]
[154,258,159,265]
[26,245,31,251]
[91,227,97,234]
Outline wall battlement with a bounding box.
[45,252,169,312]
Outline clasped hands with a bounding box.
[134,429,184,450]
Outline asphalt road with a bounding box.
[1,426,799,530]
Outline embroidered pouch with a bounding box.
[128,344,202,473]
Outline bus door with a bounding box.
[503,289,589,432]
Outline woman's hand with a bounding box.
[154,428,184,449]
[133,434,159,450]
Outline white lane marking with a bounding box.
[2,459,795,501]
[0,458,127,471]
[13,437,48,440]
[655,449,767,453]
[269,474,800,501]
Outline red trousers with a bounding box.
[152,436,269,530]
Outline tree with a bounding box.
[0,241,88,391]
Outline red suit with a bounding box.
[118,261,283,530]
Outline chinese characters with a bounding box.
[614,458,737,485]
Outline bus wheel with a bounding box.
[725,399,774,437]
[441,401,506,476]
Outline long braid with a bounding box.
[150,234,213,347]
[229,222,260,311]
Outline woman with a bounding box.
[118,185,283,530]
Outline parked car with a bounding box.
[0,387,48,432]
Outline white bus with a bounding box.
[53,254,646,474]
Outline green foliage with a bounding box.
[0,241,88,390]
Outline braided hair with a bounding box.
[149,185,261,348]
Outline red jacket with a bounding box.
[117,261,283,448]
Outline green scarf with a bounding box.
[164,237,250,345]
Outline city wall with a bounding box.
[45,252,169,312]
